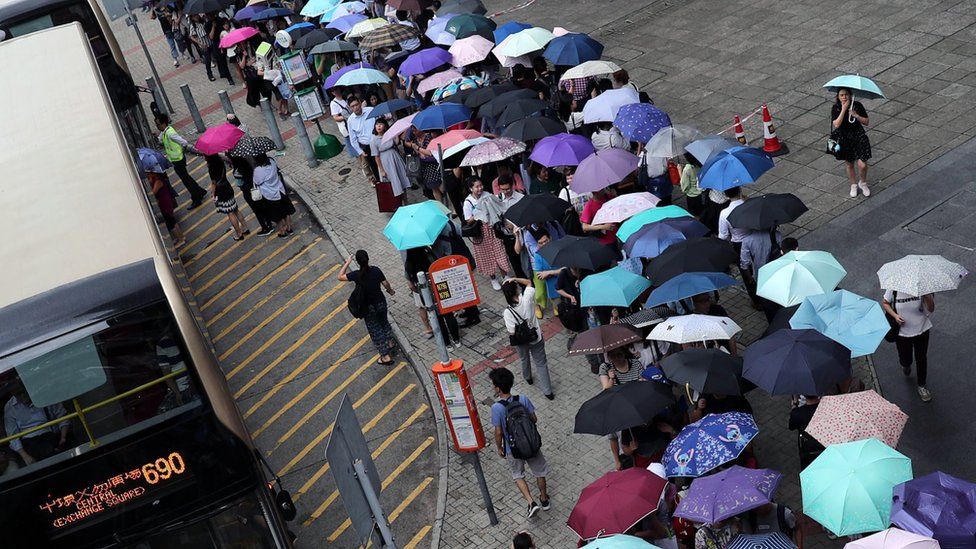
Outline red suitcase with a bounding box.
[375,181,401,213]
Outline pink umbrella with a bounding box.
[449,35,493,67]
[806,390,908,449]
[591,192,660,225]
[195,123,245,155]
[219,26,260,49]
[381,113,418,145]
[846,528,940,549]
[417,68,463,94]
[571,148,640,193]
[428,129,483,154]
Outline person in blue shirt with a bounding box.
[529,228,562,318]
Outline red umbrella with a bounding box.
[195,123,245,155]
[568,468,667,540]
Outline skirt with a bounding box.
[264,195,296,223]
[420,161,441,190]
[215,197,238,214]
[835,129,872,162]
[470,229,511,277]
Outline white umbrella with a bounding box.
[559,60,621,81]
[582,87,640,123]
[646,124,706,158]
[491,35,534,68]
[495,27,554,57]
[877,254,967,296]
[648,314,741,344]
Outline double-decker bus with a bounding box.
[0,0,152,148]
[0,24,294,548]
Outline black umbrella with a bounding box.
[743,329,851,396]
[450,82,518,108]
[229,136,277,157]
[480,89,538,117]
[295,28,342,50]
[645,237,738,283]
[574,382,675,436]
[539,236,617,271]
[310,40,359,55]
[762,304,799,337]
[502,193,572,228]
[496,98,548,127]
[660,348,752,396]
[288,27,314,43]
[620,307,670,329]
[502,116,564,141]
[184,0,234,14]
[727,193,808,230]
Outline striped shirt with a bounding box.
[598,359,644,384]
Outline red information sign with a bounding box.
[428,255,481,314]
[431,360,486,452]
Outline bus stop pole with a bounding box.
[124,3,174,114]
[260,98,285,150]
[180,84,207,133]
[353,459,397,548]
[291,114,319,168]
[218,90,235,115]
[471,452,499,525]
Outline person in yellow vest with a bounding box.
[155,114,208,209]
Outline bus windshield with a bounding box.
[0,301,200,475]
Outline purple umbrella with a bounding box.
[234,5,264,20]
[892,471,976,548]
[674,466,783,525]
[399,47,453,77]
[327,13,367,33]
[323,62,375,89]
[530,133,595,167]
[571,148,640,193]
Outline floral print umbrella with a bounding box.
[663,412,759,477]
[459,137,525,166]
[807,389,907,449]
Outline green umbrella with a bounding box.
[756,250,846,307]
[801,438,912,537]
[446,14,496,40]
[382,201,449,250]
[616,205,693,242]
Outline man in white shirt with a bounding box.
[591,123,629,150]
[345,94,380,184]
[717,186,749,245]
[3,381,70,465]
[497,175,527,278]
[329,87,358,159]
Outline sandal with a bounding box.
[377,357,394,365]
[232,234,244,241]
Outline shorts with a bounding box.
[506,449,549,480]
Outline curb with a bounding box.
[289,177,449,549]
[864,355,882,397]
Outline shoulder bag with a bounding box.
[461,197,484,238]
[507,307,538,346]
[884,291,899,342]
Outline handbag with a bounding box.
[250,185,263,201]
[507,307,538,346]
[884,291,900,343]
[405,153,422,179]
[461,220,483,238]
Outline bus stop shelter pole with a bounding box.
[470,452,499,525]
[417,272,450,365]
[260,98,285,150]
[180,84,206,133]
[124,3,174,114]
[353,459,397,548]
[291,114,319,168]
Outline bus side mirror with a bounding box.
[276,489,297,522]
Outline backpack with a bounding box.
[500,396,542,459]
[507,307,538,346]
[347,275,369,319]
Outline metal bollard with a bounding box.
[218,90,235,115]
[145,77,167,114]
[260,98,285,150]
[180,84,207,133]
[291,113,319,168]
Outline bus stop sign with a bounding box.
[428,255,480,314]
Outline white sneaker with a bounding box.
[918,386,932,402]
[850,184,858,198]
[490,278,502,291]
[173,59,179,67]
[858,181,871,197]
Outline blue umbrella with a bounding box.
[136,148,171,177]
[366,98,416,119]
[623,217,709,258]
[789,289,889,358]
[613,103,672,143]
[251,7,295,21]
[323,62,374,89]
[493,20,531,44]
[698,145,774,191]
[300,0,341,17]
[663,412,759,477]
[327,13,367,32]
[543,33,604,66]
[823,74,885,100]
[580,266,651,307]
[645,272,739,308]
[233,5,264,20]
[413,103,472,130]
[285,22,316,33]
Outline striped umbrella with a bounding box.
[728,533,796,549]
[459,137,526,166]
[358,23,420,49]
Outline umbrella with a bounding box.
[323,62,375,89]
[365,99,415,120]
[591,193,660,225]
[219,27,259,49]
[580,266,651,307]
[382,201,449,250]
[136,148,171,175]
[451,82,517,108]
[583,535,660,549]
[295,28,342,49]
[431,75,487,102]
[479,89,538,118]
[646,125,706,158]
[823,74,886,100]
[335,67,391,87]
[381,113,417,145]
[790,289,889,357]
[685,136,740,164]
[437,0,485,15]
[743,329,851,395]
[416,68,464,95]
[675,466,782,524]
[446,13,496,40]
[320,1,366,22]
[583,87,641,124]
[891,471,976,547]
[429,130,485,161]
[877,255,967,296]
[286,21,316,32]
[251,7,294,21]
[195,123,245,155]
[500,193,571,227]
[757,250,847,307]
[801,438,913,536]
[617,205,694,243]
[727,193,808,230]
[661,348,749,396]
[762,304,799,337]
[399,47,453,77]
[569,468,668,540]
[806,390,907,448]
[496,27,554,57]
[614,103,672,143]
[729,534,796,549]
[413,103,472,130]
[346,17,389,39]
[644,272,738,308]
[300,0,341,16]
[501,116,564,141]
[649,314,741,344]
[560,60,622,80]
[496,98,549,127]
[698,146,775,191]
[571,149,640,193]
[621,308,669,329]
[286,26,314,42]
[185,0,235,14]
[231,4,265,19]
[530,133,595,167]
[425,15,457,46]
[459,137,526,166]
[575,381,675,436]
[309,40,359,55]
[358,24,418,49]
[544,32,604,65]
[539,235,618,270]
[449,35,493,66]
[326,13,367,32]
[568,324,643,356]
[663,412,759,477]
[491,35,534,68]
[645,237,738,284]
[228,135,277,157]
[624,217,709,259]
[493,20,532,43]
[847,528,941,549]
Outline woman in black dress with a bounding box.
[207,155,247,240]
[831,87,872,198]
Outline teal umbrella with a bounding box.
[757,251,847,307]
[335,67,391,87]
[585,535,661,549]
[382,201,449,250]
[616,205,693,242]
[789,289,889,357]
[801,438,913,537]
[823,74,885,100]
[445,14,496,40]
[581,266,651,307]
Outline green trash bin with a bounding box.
[314,133,343,160]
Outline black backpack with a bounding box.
[500,396,542,459]
[884,291,899,342]
[347,276,369,319]
[507,308,538,346]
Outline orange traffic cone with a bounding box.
[733,115,747,145]
[761,104,789,156]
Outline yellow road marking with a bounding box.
[195,230,302,294]
[200,236,317,311]
[208,255,329,327]
[325,437,435,540]
[363,477,434,547]
[187,231,253,282]
[182,212,233,250]
[405,526,432,549]
[183,206,219,234]
[182,231,229,267]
